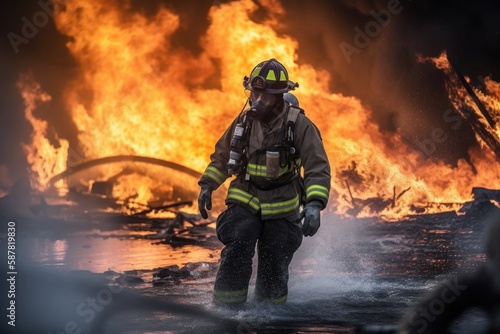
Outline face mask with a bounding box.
[248,92,276,121]
[248,100,272,121]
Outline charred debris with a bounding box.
[1,156,498,239]
[0,152,498,242]
[0,156,219,248]
[340,159,499,218]
[342,173,499,218]
[340,60,500,219]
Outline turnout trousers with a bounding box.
[213,204,303,305]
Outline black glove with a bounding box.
[301,201,322,237]
[197,184,213,219]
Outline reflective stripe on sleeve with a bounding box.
[202,166,227,186]
[306,184,329,202]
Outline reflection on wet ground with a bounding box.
[8,209,498,333]
[27,233,220,273]
[21,208,221,271]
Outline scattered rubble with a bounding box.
[343,179,411,216]
[116,273,145,284]
[152,263,217,286]
[342,180,500,218]
[0,156,218,247]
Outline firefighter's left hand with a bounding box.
[198,184,213,219]
[301,201,322,237]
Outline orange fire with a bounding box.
[19,74,69,195]
[418,51,500,150]
[18,0,500,219]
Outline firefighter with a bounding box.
[197,58,331,306]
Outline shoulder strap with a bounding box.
[285,106,304,143]
[284,105,304,157]
[287,105,304,122]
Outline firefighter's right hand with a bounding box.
[301,201,322,237]
[197,184,213,219]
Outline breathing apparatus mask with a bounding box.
[247,91,280,122]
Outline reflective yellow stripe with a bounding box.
[255,294,287,304]
[247,163,266,177]
[251,67,262,77]
[306,184,329,201]
[261,195,300,216]
[228,189,300,217]
[270,295,287,304]
[202,166,226,185]
[213,289,247,304]
[279,70,287,81]
[227,188,260,211]
[247,161,301,178]
[266,70,276,81]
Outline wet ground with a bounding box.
[2,208,498,333]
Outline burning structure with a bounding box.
[1,0,499,222]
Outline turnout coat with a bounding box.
[199,104,331,221]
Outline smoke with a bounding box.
[279,0,500,162]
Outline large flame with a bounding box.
[418,51,500,149]
[18,0,500,218]
[19,74,69,194]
